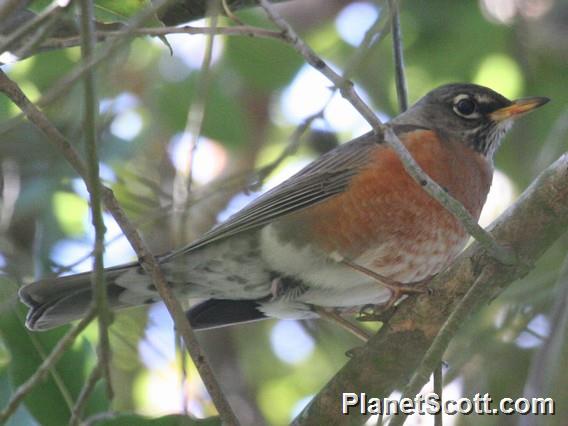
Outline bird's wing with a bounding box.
[162,130,383,260]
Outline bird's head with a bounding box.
[392,83,549,158]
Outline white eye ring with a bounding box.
[453,94,480,119]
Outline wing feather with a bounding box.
[163,131,382,260]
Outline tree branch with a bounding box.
[388,0,408,113]
[78,0,113,400]
[36,25,286,52]
[69,361,103,426]
[293,153,568,424]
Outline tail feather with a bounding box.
[19,262,141,331]
[187,299,267,330]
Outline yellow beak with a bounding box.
[490,96,550,122]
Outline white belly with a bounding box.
[258,224,467,319]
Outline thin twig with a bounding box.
[388,0,408,113]
[258,0,515,266]
[36,25,285,53]
[433,364,443,426]
[82,411,117,426]
[69,362,103,426]
[0,70,239,425]
[315,307,370,342]
[0,309,96,423]
[0,0,69,57]
[14,309,75,413]
[388,266,495,426]
[221,0,245,25]
[78,0,113,400]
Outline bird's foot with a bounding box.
[357,303,398,322]
[342,258,433,321]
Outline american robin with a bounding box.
[19,83,549,331]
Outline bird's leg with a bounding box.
[313,306,370,342]
[340,258,431,320]
[270,277,284,300]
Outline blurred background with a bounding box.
[0,0,566,425]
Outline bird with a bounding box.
[19,83,549,331]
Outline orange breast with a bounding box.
[283,130,493,264]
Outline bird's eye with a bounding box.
[454,98,477,117]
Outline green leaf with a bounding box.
[0,278,108,426]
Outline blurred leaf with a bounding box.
[110,309,147,372]
[225,37,303,92]
[0,335,10,368]
[95,0,150,20]
[26,51,75,93]
[94,0,163,26]
[0,277,108,426]
[94,413,221,425]
[29,0,154,23]
[153,73,250,149]
[224,12,304,92]
[27,1,53,13]
[52,191,88,236]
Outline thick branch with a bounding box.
[294,153,568,425]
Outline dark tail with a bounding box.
[19,262,144,331]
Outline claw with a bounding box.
[357,303,397,322]
[346,346,365,358]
